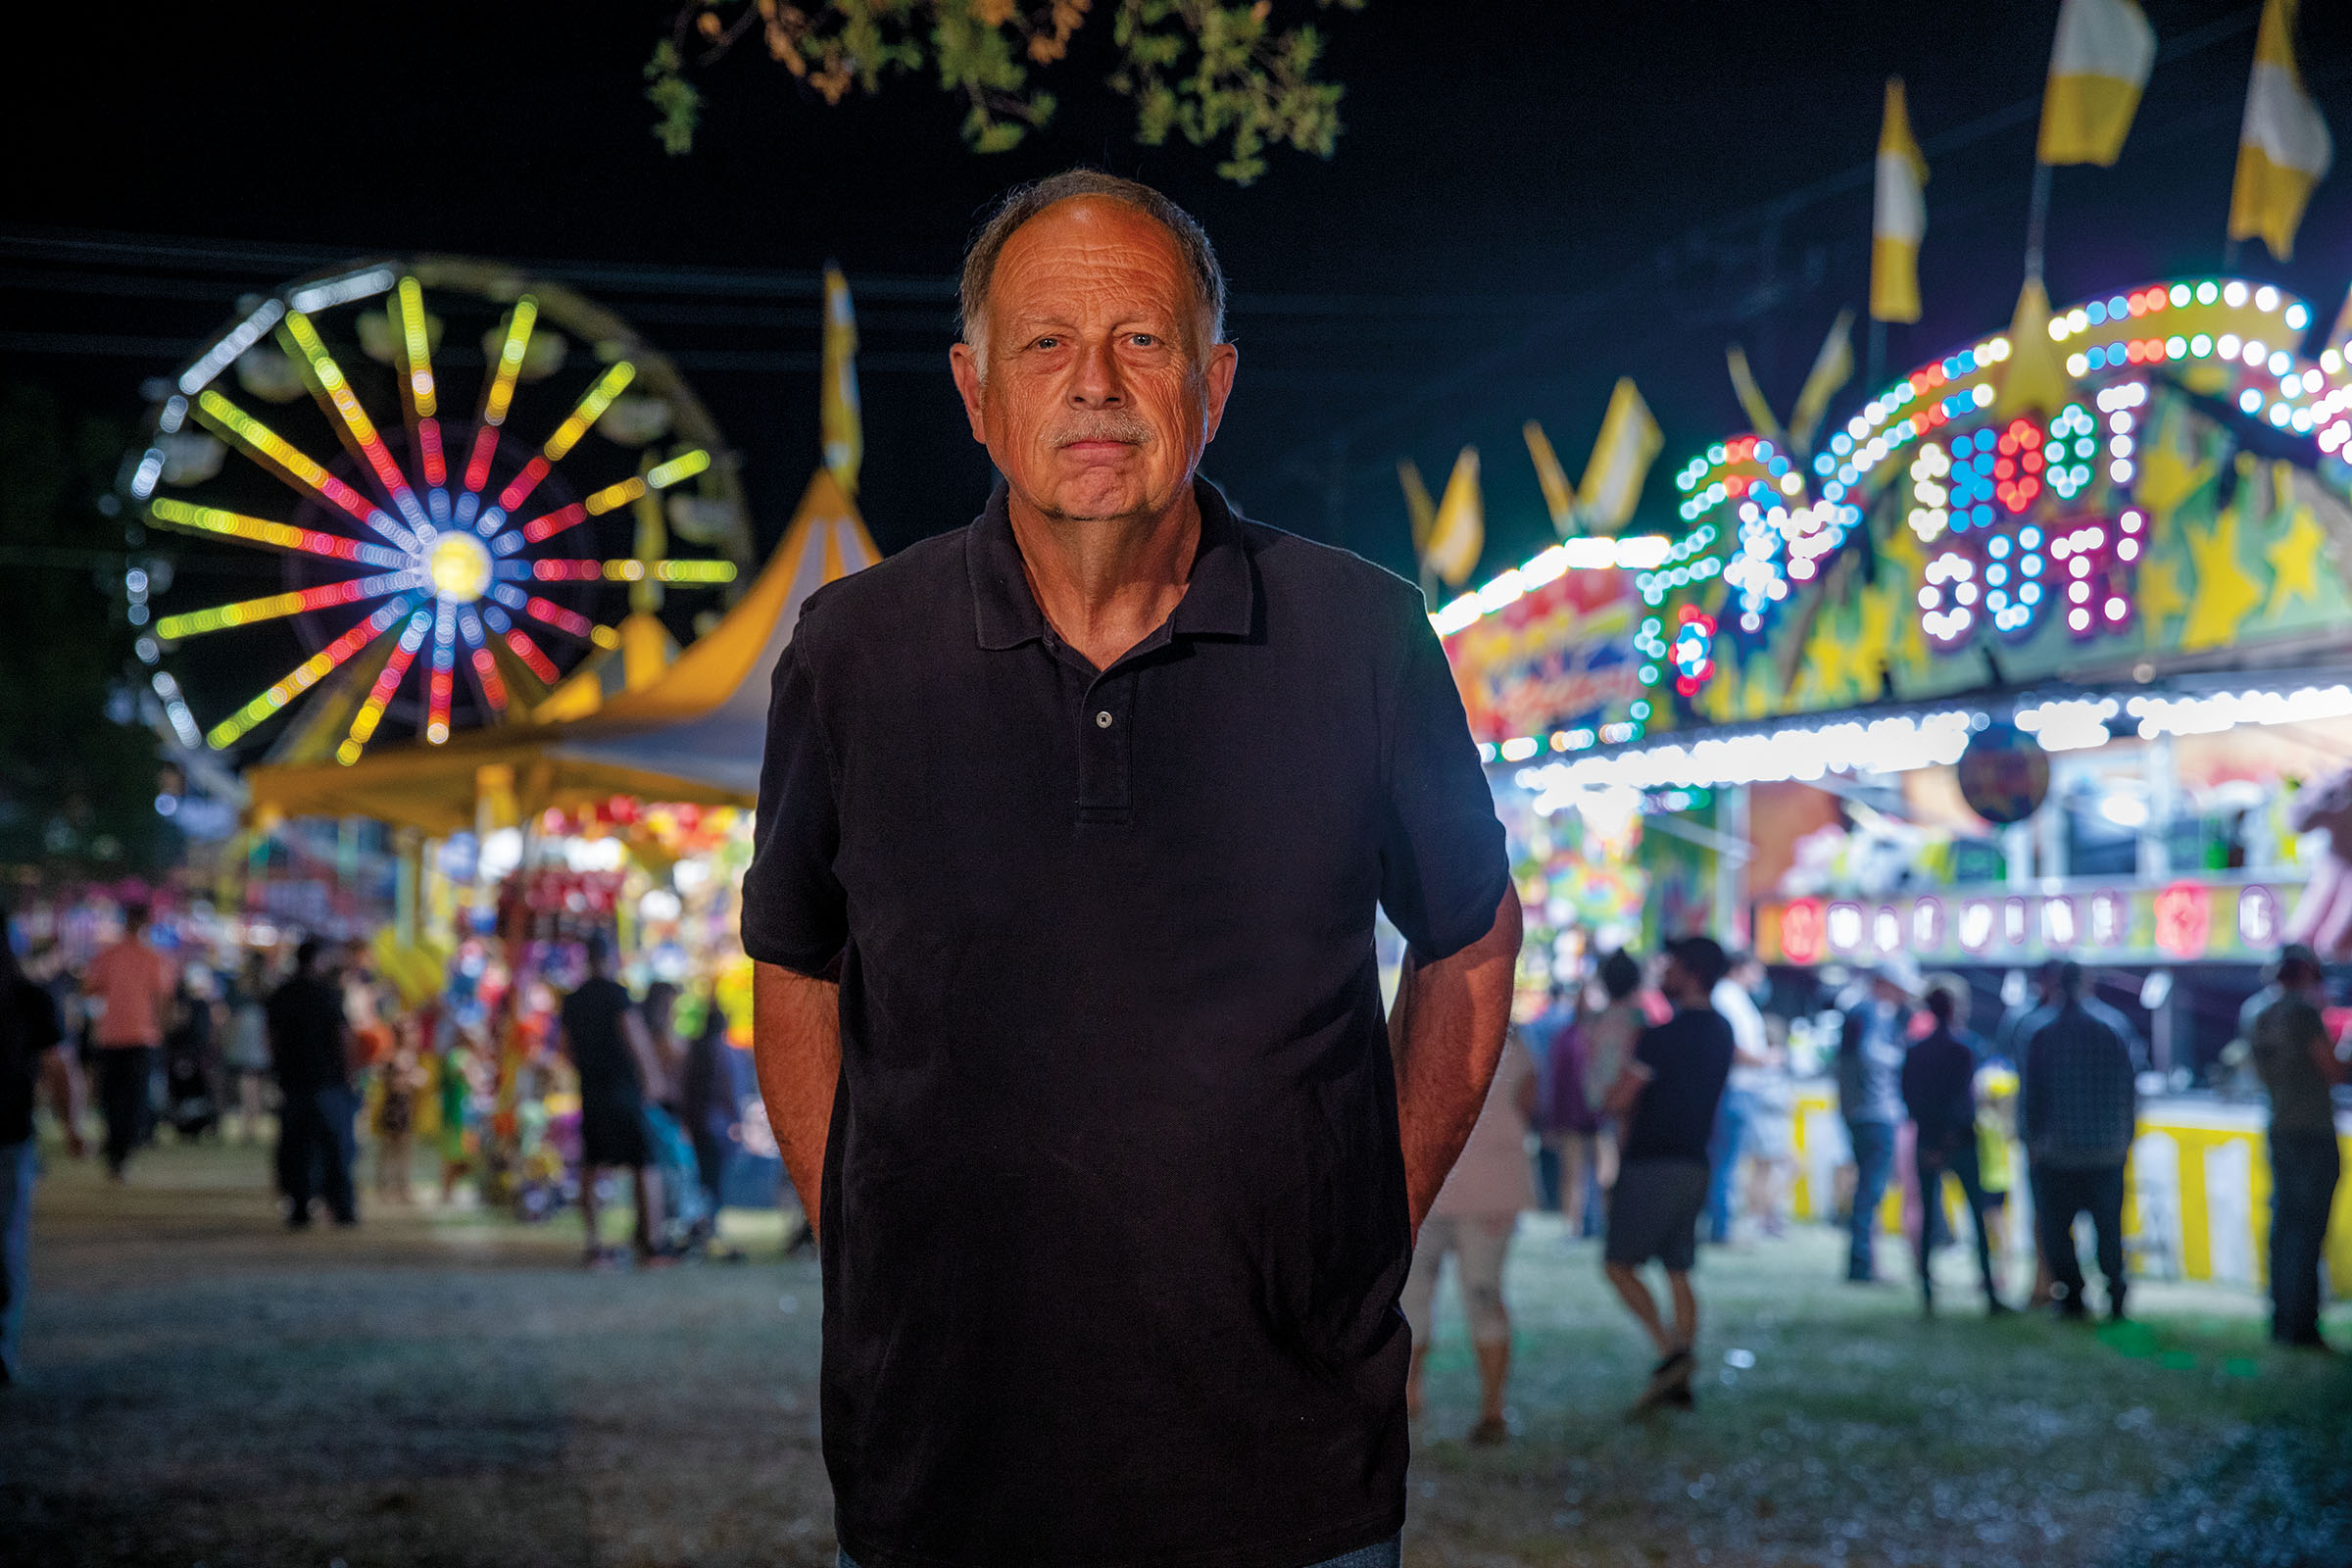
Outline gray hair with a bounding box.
[958,171,1227,369]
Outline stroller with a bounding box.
[162,1004,221,1141]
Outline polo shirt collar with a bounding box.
[968,475,1255,652]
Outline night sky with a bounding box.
[8,1,2349,726]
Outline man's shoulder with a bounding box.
[1236,515,1425,622]
[789,525,974,657]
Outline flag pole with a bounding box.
[2023,161,2053,283]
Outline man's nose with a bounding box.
[1066,337,1124,407]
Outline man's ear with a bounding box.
[949,343,990,445]
[1201,341,1240,444]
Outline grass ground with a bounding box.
[3,1136,2346,1568]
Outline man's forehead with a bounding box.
[990,202,1191,309]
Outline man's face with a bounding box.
[1658,954,1691,1001]
[951,198,1238,525]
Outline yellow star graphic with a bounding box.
[2265,503,2328,614]
[2179,511,2266,652]
[2135,555,2190,647]
[2131,425,2212,525]
[1848,583,1895,700]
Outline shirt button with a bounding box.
[1095,710,1114,729]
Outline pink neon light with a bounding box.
[498,455,552,513]
[419,419,446,487]
[522,503,586,544]
[503,627,560,682]
[463,427,500,495]
[524,597,594,637]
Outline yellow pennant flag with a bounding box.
[1994,276,2071,419]
[821,266,862,494]
[1422,447,1485,588]
[1396,460,1437,556]
[1724,346,1787,444]
[2229,0,2332,262]
[1576,379,1662,534]
[1523,420,1578,536]
[2037,0,2156,167]
[1872,77,1929,324]
[1789,310,1856,454]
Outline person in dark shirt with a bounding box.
[1602,936,1735,1415]
[2019,960,2141,1323]
[743,172,1518,1567]
[556,935,665,1267]
[2245,945,2347,1349]
[3,924,78,1384]
[266,938,357,1228]
[1901,983,2007,1318]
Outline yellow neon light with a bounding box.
[207,603,410,749]
[583,477,646,516]
[652,560,738,583]
[483,297,537,427]
[196,390,333,491]
[284,312,393,457]
[396,276,436,417]
[146,499,398,565]
[645,449,711,488]
[543,362,636,463]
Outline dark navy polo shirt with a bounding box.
[743,477,1508,1568]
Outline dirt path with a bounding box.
[5,1138,2346,1567]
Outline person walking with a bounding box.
[268,939,359,1228]
[1837,959,1918,1283]
[743,172,1516,1568]
[220,956,272,1143]
[3,924,81,1385]
[2245,945,2346,1349]
[1401,1025,1536,1445]
[1902,982,2007,1316]
[676,993,738,1250]
[1704,952,1771,1244]
[2020,961,2141,1323]
[1561,950,1644,1238]
[1601,937,1735,1415]
[81,903,175,1179]
[555,935,665,1267]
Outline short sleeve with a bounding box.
[1376,604,1509,961]
[741,633,849,976]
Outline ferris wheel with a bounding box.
[128,258,754,764]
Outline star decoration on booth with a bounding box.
[2131,401,2214,525]
[2264,503,2328,614]
[2135,555,2192,648]
[2179,511,2265,652]
[1847,583,1898,701]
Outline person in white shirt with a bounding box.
[1402,1028,1536,1446]
[1704,953,1774,1243]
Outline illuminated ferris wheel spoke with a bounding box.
[457,296,540,526]
[156,568,425,640]
[485,361,637,525]
[146,499,408,568]
[282,312,433,537]
[495,620,562,683]
[390,277,450,518]
[425,598,459,744]
[455,606,510,715]
[511,448,713,547]
[205,595,418,750]
[336,608,432,765]
[194,389,420,553]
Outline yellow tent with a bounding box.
[243,469,880,834]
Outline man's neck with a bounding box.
[1006,481,1201,673]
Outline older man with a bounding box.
[744,172,1518,1568]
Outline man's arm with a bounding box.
[1387,884,1521,1240]
[754,959,842,1239]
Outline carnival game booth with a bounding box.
[1437,275,2352,1292]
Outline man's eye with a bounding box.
[1131,334,1157,347]
[1033,336,1060,350]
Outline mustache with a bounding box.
[1050,414,1153,447]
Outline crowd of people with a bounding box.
[0,900,791,1382]
[1400,935,2349,1435]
